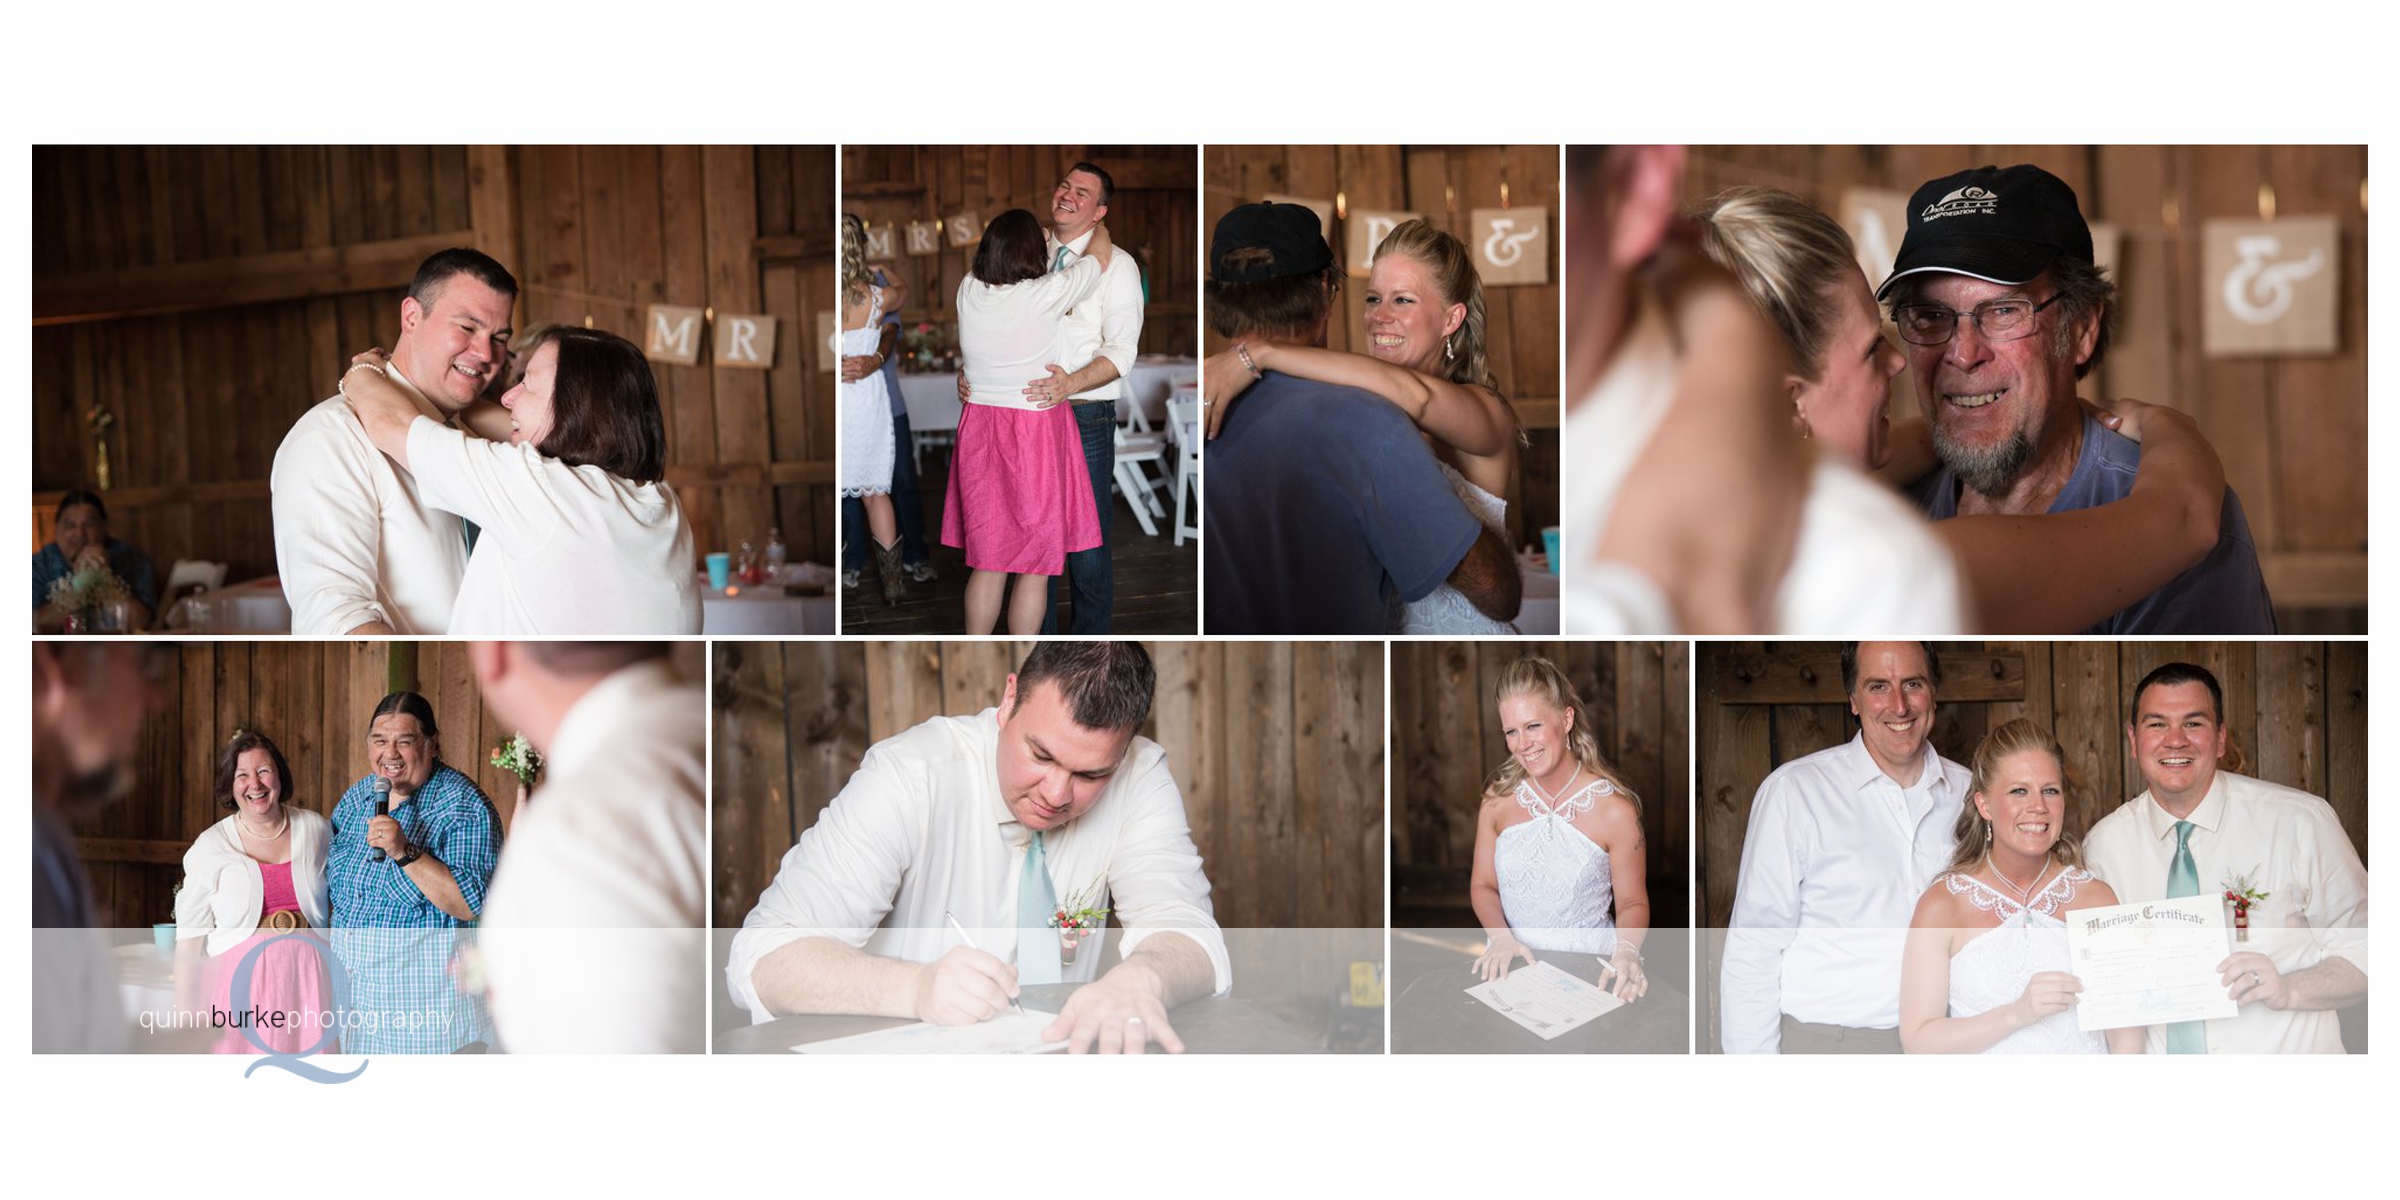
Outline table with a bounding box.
[716,983,1322,1054]
[1122,355,1198,429]
[901,357,1199,437]
[201,576,294,633]
[1391,951,1689,1054]
[700,573,835,634]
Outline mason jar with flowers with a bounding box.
[1049,882,1110,967]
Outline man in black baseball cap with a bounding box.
[1884,164,2274,633]
[1200,201,1518,633]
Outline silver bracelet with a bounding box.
[1233,342,1262,379]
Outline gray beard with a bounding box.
[1933,423,2035,499]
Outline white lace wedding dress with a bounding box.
[1398,460,1519,635]
[1944,867,2106,1054]
[1494,776,1616,954]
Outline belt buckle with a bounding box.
[265,910,301,932]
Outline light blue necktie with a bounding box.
[1054,244,1071,271]
[1016,830,1061,985]
[2165,820,2206,1054]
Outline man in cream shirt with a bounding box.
[729,641,1230,1053]
[1034,161,1143,633]
[2085,662,2367,1053]
[1721,641,1970,1052]
[271,248,516,634]
[472,642,705,1053]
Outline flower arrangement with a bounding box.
[900,321,956,372]
[46,550,128,626]
[1048,881,1110,966]
[2222,871,2270,941]
[490,733,542,789]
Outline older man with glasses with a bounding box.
[1883,163,2275,633]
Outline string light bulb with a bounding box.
[1500,179,1511,210]
[2258,181,2277,223]
[1335,191,1348,221]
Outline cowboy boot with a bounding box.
[874,539,907,606]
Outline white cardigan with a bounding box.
[175,809,330,957]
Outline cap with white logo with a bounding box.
[1876,164,2094,301]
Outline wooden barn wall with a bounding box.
[1693,639,2366,1049]
[840,145,1198,358]
[1390,641,1689,930]
[62,641,701,930]
[1683,147,2370,629]
[1204,145,1562,543]
[31,145,836,580]
[711,640,1384,1005]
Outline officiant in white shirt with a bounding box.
[1720,641,1970,1052]
[271,248,516,634]
[727,641,1230,1054]
[472,642,706,1054]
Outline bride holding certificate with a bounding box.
[1899,719,2144,1053]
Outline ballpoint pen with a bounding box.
[944,910,1027,1018]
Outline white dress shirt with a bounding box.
[175,808,331,957]
[270,368,467,634]
[404,419,701,634]
[1562,286,1968,635]
[2084,771,2368,1054]
[956,257,1108,411]
[477,660,707,1053]
[727,707,1232,1020]
[1721,732,1969,1052]
[1047,226,1146,402]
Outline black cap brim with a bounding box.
[1877,231,2063,300]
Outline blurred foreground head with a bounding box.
[32,643,162,811]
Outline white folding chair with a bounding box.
[1168,396,1201,546]
[1112,424,1170,537]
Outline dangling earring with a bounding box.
[1983,822,1993,845]
[1443,334,1455,362]
[1795,405,1812,440]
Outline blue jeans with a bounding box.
[1042,401,1116,633]
[841,409,929,570]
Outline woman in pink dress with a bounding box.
[944,208,1114,634]
[175,731,334,1055]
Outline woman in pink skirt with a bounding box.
[945,208,1116,634]
[175,731,334,1055]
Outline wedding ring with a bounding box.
[2252,971,2261,984]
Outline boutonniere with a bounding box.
[490,732,542,789]
[2221,871,2270,941]
[1049,880,1110,967]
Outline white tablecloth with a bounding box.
[896,372,964,435]
[202,577,294,633]
[700,575,835,634]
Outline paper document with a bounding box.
[1465,961,1623,1040]
[2066,896,2239,1032]
[793,1010,1068,1055]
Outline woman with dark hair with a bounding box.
[174,730,334,1054]
[34,488,158,632]
[340,327,700,633]
[944,208,1116,634]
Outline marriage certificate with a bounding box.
[2065,896,2239,1032]
[1465,961,1624,1040]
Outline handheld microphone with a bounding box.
[370,776,391,862]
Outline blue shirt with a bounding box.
[1204,373,1481,633]
[1910,413,2277,634]
[326,763,499,1053]
[32,538,158,611]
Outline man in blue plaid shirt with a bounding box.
[327,691,500,1054]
